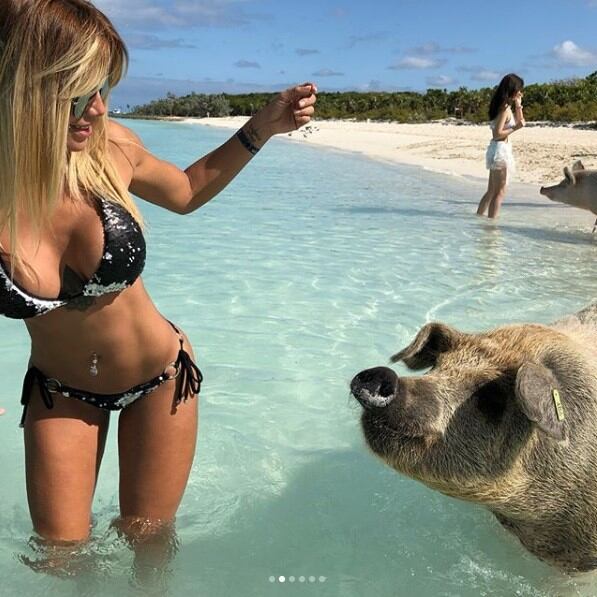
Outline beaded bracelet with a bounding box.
[236,128,260,156]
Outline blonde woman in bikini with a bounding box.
[0,0,316,577]
[477,74,525,219]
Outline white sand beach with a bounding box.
[187,116,597,188]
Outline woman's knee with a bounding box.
[27,481,95,542]
[30,520,91,544]
[112,515,175,548]
[24,390,109,543]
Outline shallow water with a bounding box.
[0,120,596,596]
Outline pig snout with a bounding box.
[540,185,556,199]
[351,366,398,409]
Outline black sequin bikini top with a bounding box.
[0,198,146,319]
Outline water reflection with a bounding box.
[15,517,179,596]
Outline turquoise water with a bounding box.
[1,120,596,596]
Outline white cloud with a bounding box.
[411,42,475,55]
[94,0,260,28]
[364,79,382,91]
[471,69,501,82]
[426,75,455,87]
[125,33,196,49]
[312,68,344,77]
[388,56,446,70]
[234,60,260,69]
[347,32,390,48]
[457,66,502,82]
[552,40,597,66]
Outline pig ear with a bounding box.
[564,166,576,185]
[572,160,585,172]
[390,322,460,369]
[514,362,566,441]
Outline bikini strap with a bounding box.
[166,319,185,350]
[20,367,55,428]
[166,320,203,404]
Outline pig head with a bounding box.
[351,303,597,571]
[540,160,597,230]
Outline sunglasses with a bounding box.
[71,78,111,119]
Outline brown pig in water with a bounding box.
[351,303,597,572]
[540,160,597,232]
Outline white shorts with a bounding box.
[485,140,515,179]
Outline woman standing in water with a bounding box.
[0,0,316,572]
[477,74,525,219]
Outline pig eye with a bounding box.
[474,380,509,422]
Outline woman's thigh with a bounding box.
[117,338,199,521]
[23,386,110,541]
[489,168,507,195]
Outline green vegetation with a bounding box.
[126,72,597,124]
[129,92,233,118]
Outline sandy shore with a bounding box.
[185,116,597,187]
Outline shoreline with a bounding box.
[169,116,597,189]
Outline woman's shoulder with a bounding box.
[493,105,511,121]
[500,104,514,117]
[106,119,145,168]
[107,119,142,145]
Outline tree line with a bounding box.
[124,72,597,124]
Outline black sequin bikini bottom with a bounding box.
[19,320,202,427]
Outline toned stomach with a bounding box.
[25,278,184,392]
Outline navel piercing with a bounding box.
[90,352,99,376]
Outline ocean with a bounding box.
[0,119,595,596]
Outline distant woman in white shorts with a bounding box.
[477,73,525,219]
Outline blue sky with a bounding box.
[93,0,597,109]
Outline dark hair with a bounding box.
[488,73,524,120]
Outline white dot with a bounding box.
[309,576,316,583]
[319,576,327,582]
[278,576,285,583]
[268,576,275,583]
[289,576,295,583]
[298,576,306,583]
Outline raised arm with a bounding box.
[513,91,525,127]
[492,92,525,142]
[110,83,317,215]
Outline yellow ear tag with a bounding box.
[552,388,565,421]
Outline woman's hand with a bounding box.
[252,83,318,140]
[513,91,524,109]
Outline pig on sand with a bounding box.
[540,160,597,232]
[351,303,597,571]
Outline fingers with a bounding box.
[285,82,317,104]
[295,95,317,110]
[293,83,317,108]
[294,105,315,120]
[296,81,318,96]
[294,115,313,128]
[293,105,315,127]
[276,81,318,130]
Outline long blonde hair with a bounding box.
[0,0,142,276]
